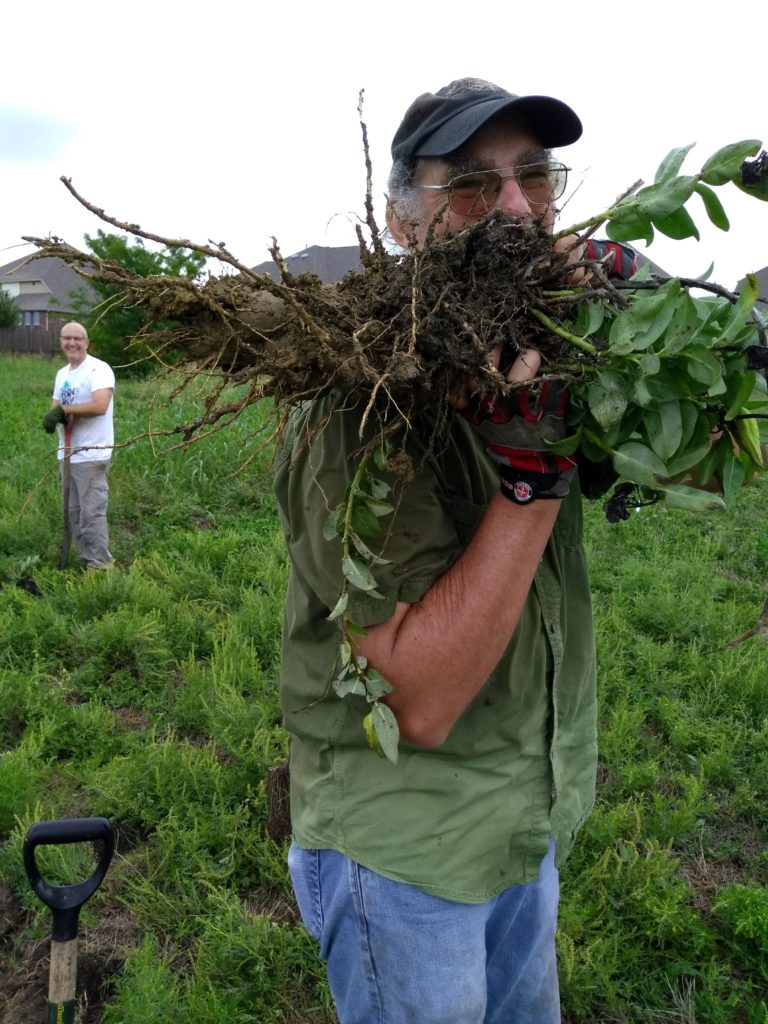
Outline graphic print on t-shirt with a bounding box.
[60,380,77,406]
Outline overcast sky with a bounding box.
[1,0,765,291]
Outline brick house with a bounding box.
[0,253,96,330]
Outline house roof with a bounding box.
[0,253,96,314]
[253,242,673,285]
[252,244,363,284]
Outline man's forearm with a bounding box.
[60,402,104,417]
[357,493,561,748]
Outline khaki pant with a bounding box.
[62,460,113,569]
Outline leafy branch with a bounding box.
[324,442,400,762]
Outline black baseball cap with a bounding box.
[391,77,582,162]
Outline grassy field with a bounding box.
[1,354,767,1023]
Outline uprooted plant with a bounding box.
[25,135,768,759]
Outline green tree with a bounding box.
[71,230,207,374]
[0,288,21,329]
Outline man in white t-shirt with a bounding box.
[43,322,115,568]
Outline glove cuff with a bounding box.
[498,465,572,504]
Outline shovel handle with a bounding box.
[23,817,115,942]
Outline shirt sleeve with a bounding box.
[91,362,115,392]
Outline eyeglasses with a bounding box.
[414,162,569,217]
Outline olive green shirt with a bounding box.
[274,393,598,902]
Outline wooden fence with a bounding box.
[0,327,60,356]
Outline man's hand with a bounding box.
[42,406,68,434]
[462,351,576,504]
[554,235,638,284]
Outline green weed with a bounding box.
[2,355,768,1022]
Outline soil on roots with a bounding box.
[32,214,596,448]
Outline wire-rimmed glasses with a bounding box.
[414,162,569,217]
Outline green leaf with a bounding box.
[717,274,759,340]
[608,280,682,354]
[351,531,392,566]
[546,428,582,456]
[685,347,722,386]
[636,175,698,218]
[335,675,367,698]
[694,438,726,486]
[659,293,704,356]
[323,508,343,541]
[639,353,661,375]
[346,619,367,639]
[666,441,713,477]
[725,370,758,421]
[734,177,768,201]
[368,702,400,764]
[373,443,392,471]
[633,375,654,409]
[643,401,683,462]
[363,711,381,755]
[363,668,393,701]
[365,497,395,518]
[654,144,696,183]
[719,454,747,507]
[699,140,761,186]
[606,205,654,245]
[613,442,669,488]
[652,207,700,241]
[572,300,606,338]
[328,591,349,621]
[342,555,379,591]
[587,371,629,430]
[368,475,391,500]
[678,400,703,452]
[340,640,352,666]
[694,183,730,230]
[660,482,725,512]
[351,503,383,539]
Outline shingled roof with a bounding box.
[252,244,363,284]
[0,253,96,314]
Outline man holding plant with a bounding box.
[43,321,115,569]
[275,78,632,1023]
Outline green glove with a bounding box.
[42,406,68,433]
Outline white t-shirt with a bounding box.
[53,354,115,463]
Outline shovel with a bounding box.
[23,817,115,1024]
[58,414,75,570]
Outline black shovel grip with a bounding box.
[23,817,115,941]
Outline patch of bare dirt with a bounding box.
[677,822,768,918]
[0,884,139,1024]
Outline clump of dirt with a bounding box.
[28,213,608,447]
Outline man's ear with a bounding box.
[385,197,411,250]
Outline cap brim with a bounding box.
[414,94,582,156]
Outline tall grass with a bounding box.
[1,354,766,1022]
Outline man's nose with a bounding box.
[495,177,533,218]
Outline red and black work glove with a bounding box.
[583,239,637,280]
[463,380,577,504]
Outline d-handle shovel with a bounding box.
[23,817,115,1024]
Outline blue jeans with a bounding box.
[288,838,560,1024]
